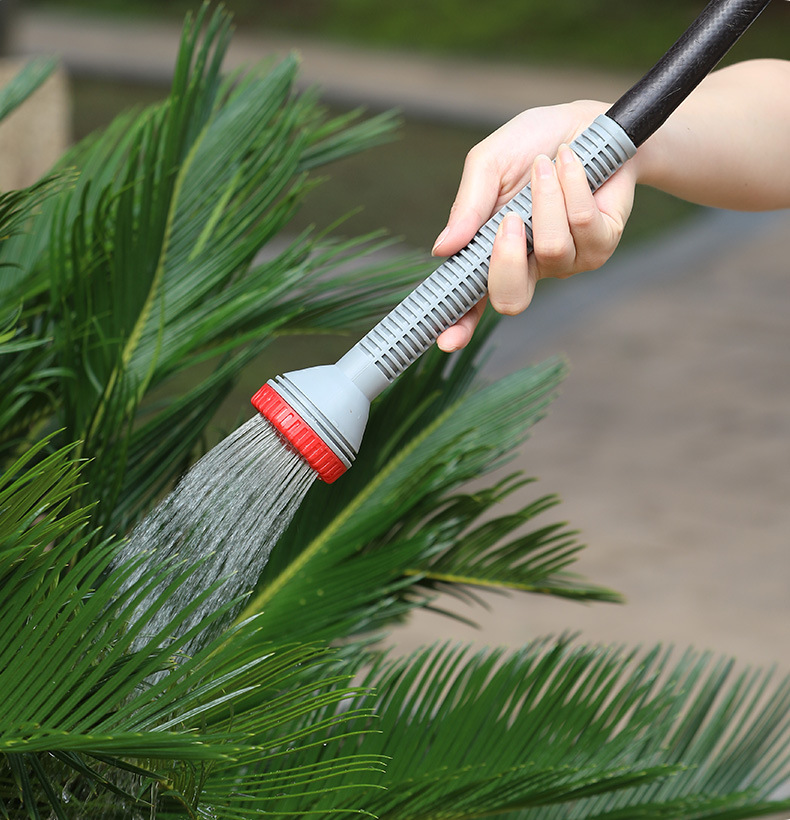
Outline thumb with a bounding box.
[431,206,486,257]
[432,154,503,257]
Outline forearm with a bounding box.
[631,59,790,211]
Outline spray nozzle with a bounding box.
[252,363,371,483]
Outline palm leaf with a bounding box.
[5,6,788,820]
[413,485,616,601]
[0,433,85,553]
[246,641,790,820]
[0,4,421,538]
[0,58,57,125]
[0,176,69,458]
[359,642,790,820]
[0,440,381,818]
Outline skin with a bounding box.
[432,59,790,352]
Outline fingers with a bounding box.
[433,126,634,353]
[431,103,606,259]
[482,148,632,324]
[431,117,546,258]
[488,213,533,315]
[437,212,533,353]
[431,146,501,353]
[530,153,576,278]
[436,297,487,352]
[529,147,611,279]
[551,144,623,273]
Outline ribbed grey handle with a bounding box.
[337,114,637,401]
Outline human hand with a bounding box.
[432,100,639,351]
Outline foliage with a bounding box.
[0,7,419,536]
[0,439,381,817]
[3,6,790,819]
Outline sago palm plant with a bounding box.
[2,6,790,819]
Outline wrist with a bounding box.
[627,125,674,188]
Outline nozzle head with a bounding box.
[251,364,371,484]
[251,384,347,483]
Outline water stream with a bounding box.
[117,414,316,657]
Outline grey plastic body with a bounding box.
[335,114,637,403]
[268,114,637,470]
[268,366,368,469]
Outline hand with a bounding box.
[432,100,639,352]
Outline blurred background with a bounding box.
[3,0,790,672]
[4,0,789,243]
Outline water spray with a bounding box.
[254,0,773,483]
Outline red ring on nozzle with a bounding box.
[251,384,347,484]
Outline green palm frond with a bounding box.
[0,175,69,457]
[3,6,789,820]
[0,314,60,459]
[0,434,86,557]
[405,483,616,601]
[358,642,790,820]
[0,439,382,819]
[0,4,422,535]
[0,177,63,258]
[248,641,790,820]
[0,58,57,125]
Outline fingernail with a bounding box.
[437,331,459,352]
[557,143,577,166]
[432,227,450,255]
[502,212,525,237]
[534,154,555,179]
